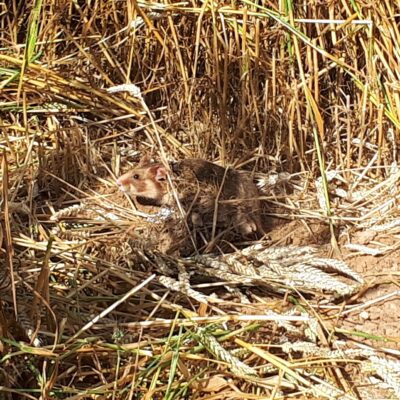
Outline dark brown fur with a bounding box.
[117,157,264,237]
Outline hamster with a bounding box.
[117,156,264,236]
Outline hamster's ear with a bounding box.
[153,166,168,181]
[138,154,151,166]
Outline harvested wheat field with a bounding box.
[1,1,400,399]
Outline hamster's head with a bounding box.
[117,158,169,202]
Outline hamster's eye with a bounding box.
[133,174,139,180]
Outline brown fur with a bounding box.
[117,157,264,237]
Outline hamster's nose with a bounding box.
[116,177,126,188]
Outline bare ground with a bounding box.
[268,219,400,348]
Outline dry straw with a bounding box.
[1,0,400,398]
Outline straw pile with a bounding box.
[1,1,400,398]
